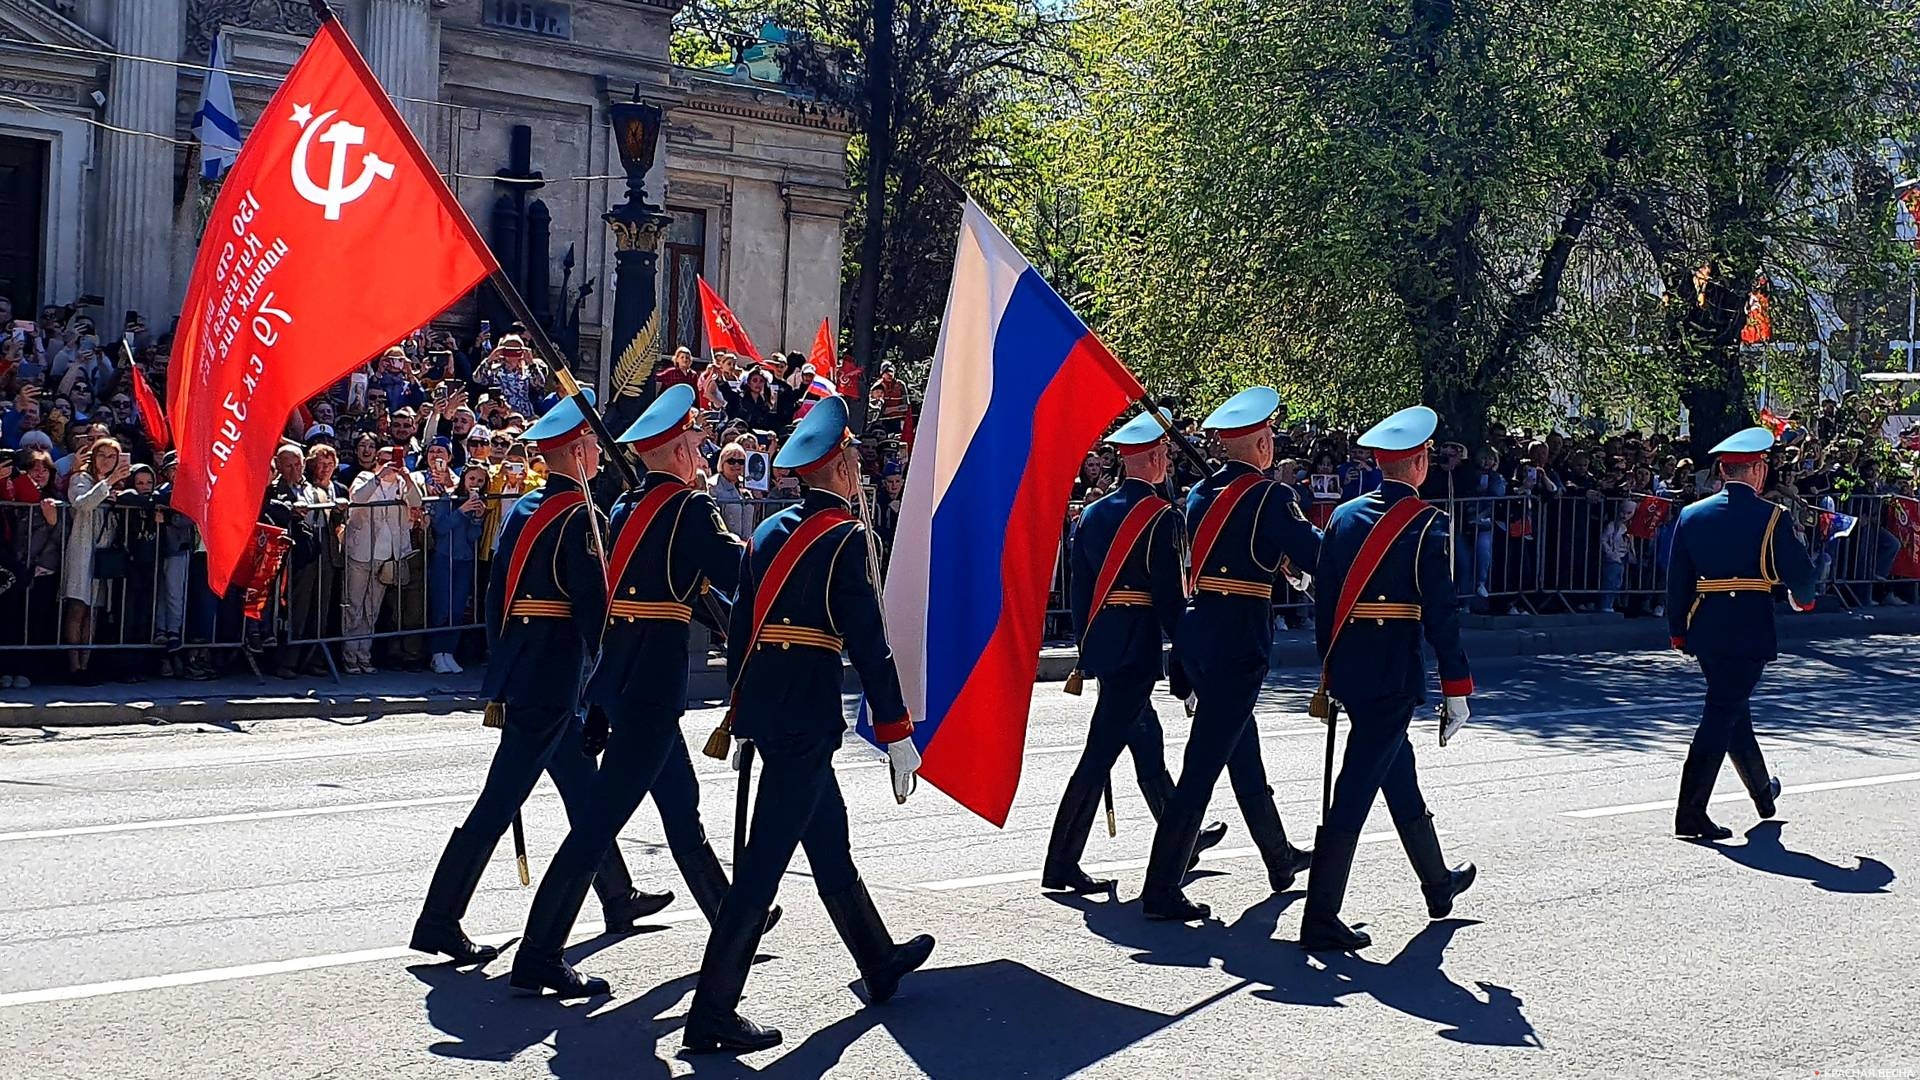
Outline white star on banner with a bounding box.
[290,103,314,126]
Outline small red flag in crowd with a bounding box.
[127,356,171,452]
[1887,497,1920,579]
[1758,406,1791,439]
[1740,277,1772,345]
[169,16,498,593]
[697,276,762,364]
[808,317,837,376]
[1625,495,1672,540]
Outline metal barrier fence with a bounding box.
[3,486,1913,681]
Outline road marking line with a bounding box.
[914,830,1402,892]
[0,911,704,1008]
[1562,771,1920,818]
[0,795,478,842]
[0,835,1381,1008]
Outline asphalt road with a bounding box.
[1,638,1916,1079]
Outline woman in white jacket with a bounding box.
[63,437,129,681]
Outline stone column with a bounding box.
[97,0,182,328]
[362,0,436,137]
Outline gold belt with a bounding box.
[508,599,571,619]
[607,599,692,624]
[757,625,844,652]
[1695,577,1774,594]
[1348,602,1421,622]
[1102,589,1154,608]
[1195,575,1270,599]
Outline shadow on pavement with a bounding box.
[1717,821,1896,894]
[1058,892,1541,1049]
[678,959,1203,1080]
[413,933,674,1071]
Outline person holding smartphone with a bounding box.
[424,461,488,674]
[340,441,423,675]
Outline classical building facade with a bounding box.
[0,0,851,390]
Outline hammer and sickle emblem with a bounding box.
[290,107,396,221]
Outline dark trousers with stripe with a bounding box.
[1144,651,1296,896]
[1324,697,1430,836]
[424,702,632,923]
[689,731,861,1018]
[1046,668,1176,873]
[516,705,713,962]
[1678,656,1771,814]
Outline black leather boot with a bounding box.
[410,827,501,964]
[822,877,936,1004]
[678,840,782,932]
[1245,785,1312,894]
[1041,775,1117,894]
[683,908,780,1054]
[1727,745,1780,820]
[510,853,610,998]
[1298,827,1370,952]
[1139,807,1209,921]
[1140,768,1227,870]
[1674,750,1732,840]
[592,844,673,933]
[1401,811,1475,919]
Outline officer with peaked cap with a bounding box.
[410,390,670,967]
[1140,387,1322,922]
[1044,410,1228,895]
[1299,405,1476,952]
[508,386,779,996]
[1667,426,1817,840]
[684,395,934,1054]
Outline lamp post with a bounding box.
[1898,178,1918,374]
[602,99,675,433]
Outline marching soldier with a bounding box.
[1140,387,1322,922]
[1667,426,1817,840]
[1044,410,1227,894]
[1300,405,1475,952]
[508,386,778,997]
[409,391,669,966]
[683,395,934,1054]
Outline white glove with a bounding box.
[887,739,921,804]
[1440,696,1470,747]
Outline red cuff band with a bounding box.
[873,717,914,744]
[1440,676,1473,697]
[1670,636,1687,650]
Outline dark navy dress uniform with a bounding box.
[410,428,654,964]
[509,468,754,991]
[1044,457,1222,892]
[1667,427,1818,840]
[1141,388,1322,921]
[1299,405,1477,953]
[685,396,933,1055]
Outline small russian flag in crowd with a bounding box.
[868,200,1144,826]
[807,371,836,399]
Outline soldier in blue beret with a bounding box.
[410,389,669,966]
[507,386,779,997]
[1140,387,1322,922]
[1667,426,1817,840]
[1299,405,1476,952]
[683,395,934,1054]
[1043,410,1228,895]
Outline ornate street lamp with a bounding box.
[603,99,675,422]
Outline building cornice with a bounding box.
[0,0,112,50]
[674,77,853,134]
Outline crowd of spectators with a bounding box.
[5,293,1915,687]
[0,306,914,688]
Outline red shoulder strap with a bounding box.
[1187,473,1264,592]
[1321,496,1431,683]
[603,482,690,593]
[740,508,857,664]
[498,488,588,633]
[1083,497,1168,643]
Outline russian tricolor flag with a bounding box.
[875,200,1144,827]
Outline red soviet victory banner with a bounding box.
[1886,497,1920,579]
[1624,494,1672,540]
[697,275,763,363]
[170,17,497,593]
